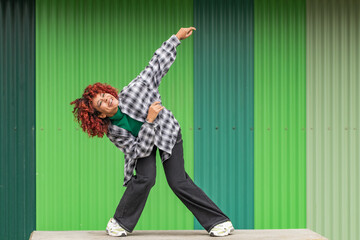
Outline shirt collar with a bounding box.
[109,107,124,121]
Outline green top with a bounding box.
[109,107,144,137]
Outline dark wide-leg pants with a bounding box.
[113,129,230,233]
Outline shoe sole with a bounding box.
[209,228,229,237]
[106,229,127,237]
[210,232,229,237]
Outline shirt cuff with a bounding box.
[169,34,181,47]
[144,120,155,127]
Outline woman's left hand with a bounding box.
[176,27,196,40]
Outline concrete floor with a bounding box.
[30,229,328,240]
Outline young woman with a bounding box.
[70,27,234,237]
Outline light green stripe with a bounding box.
[36,0,193,230]
[306,0,360,239]
[254,0,306,228]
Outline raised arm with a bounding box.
[139,27,196,89]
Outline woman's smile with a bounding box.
[92,93,119,118]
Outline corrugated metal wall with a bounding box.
[254,0,306,229]
[193,0,254,230]
[36,0,194,231]
[0,0,36,240]
[1,0,356,238]
[306,0,360,240]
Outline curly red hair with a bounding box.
[70,82,119,138]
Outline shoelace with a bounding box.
[219,222,232,228]
[216,223,233,234]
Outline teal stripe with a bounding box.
[194,0,254,230]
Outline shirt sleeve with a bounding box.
[138,34,181,89]
[107,121,156,160]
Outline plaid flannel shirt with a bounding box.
[107,35,181,187]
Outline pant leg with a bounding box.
[113,144,157,233]
[160,129,231,233]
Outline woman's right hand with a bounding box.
[146,101,164,123]
[176,27,196,40]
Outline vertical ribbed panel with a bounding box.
[194,0,254,230]
[0,1,36,240]
[254,0,306,228]
[36,0,193,230]
[307,1,360,239]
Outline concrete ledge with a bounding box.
[30,229,328,240]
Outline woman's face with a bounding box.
[92,92,119,118]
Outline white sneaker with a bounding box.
[218,221,235,234]
[106,218,128,237]
[209,223,229,237]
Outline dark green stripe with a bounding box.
[0,0,36,239]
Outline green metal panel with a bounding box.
[306,1,360,239]
[36,0,193,231]
[0,0,36,240]
[194,0,254,230]
[254,0,306,229]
